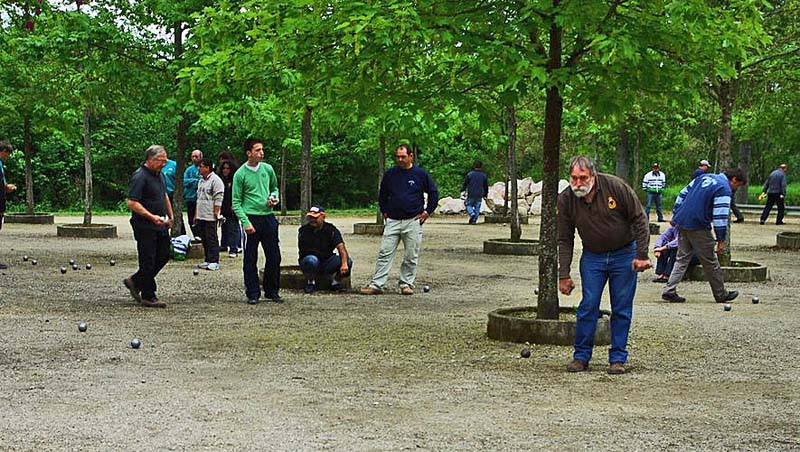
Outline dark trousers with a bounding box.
[132,226,171,300]
[761,193,785,224]
[186,200,200,237]
[730,197,744,221]
[197,220,220,264]
[655,248,677,277]
[243,214,281,300]
[221,217,242,252]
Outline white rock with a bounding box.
[437,196,452,208]
[438,198,466,214]
[558,179,569,193]
[529,196,542,215]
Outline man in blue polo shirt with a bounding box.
[360,144,438,296]
[662,169,747,304]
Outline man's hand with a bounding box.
[244,225,256,234]
[716,240,725,255]
[339,262,349,277]
[654,251,662,258]
[632,258,652,272]
[559,277,575,295]
[5,184,16,193]
[419,211,429,224]
[267,195,279,207]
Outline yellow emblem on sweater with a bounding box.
[608,196,617,209]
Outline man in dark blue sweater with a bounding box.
[662,169,747,304]
[461,160,489,224]
[360,144,439,295]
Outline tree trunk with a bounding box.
[170,21,187,237]
[537,8,563,321]
[717,78,737,266]
[82,107,93,226]
[22,116,34,215]
[376,135,386,224]
[280,145,287,217]
[615,127,630,185]
[507,106,520,241]
[736,140,751,204]
[300,105,312,215]
[633,130,640,196]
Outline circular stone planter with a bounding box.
[353,223,385,235]
[487,306,611,346]
[277,215,302,225]
[685,260,769,283]
[649,223,661,235]
[484,214,529,224]
[56,223,117,239]
[483,238,539,255]
[259,265,352,290]
[4,213,55,224]
[776,232,800,250]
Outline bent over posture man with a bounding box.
[124,145,174,308]
[559,156,651,375]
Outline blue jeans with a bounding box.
[221,217,242,252]
[465,197,482,223]
[645,192,664,221]
[242,215,281,300]
[655,248,677,277]
[574,241,637,364]
[299,254,353,280]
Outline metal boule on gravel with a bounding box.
[78,322,87,333]
[534,287,539,295]
[423,285,431,293]
[752,296,760,304]
[31,259,37,265]
[85,263,92,270]
[520,348,531,359]
[724,303,732,312]
[60,267,67,274]
[110,260,116,266]
[69,259,75,265]
[72,264,79,271]
[193,269,199,276]
[23,255,29,261]
[130,338,141,349]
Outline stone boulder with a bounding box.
[436,197,466,214]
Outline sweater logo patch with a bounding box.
[408,180,416,186]
[608,196,617,209]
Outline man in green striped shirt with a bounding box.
[231,138,282,304]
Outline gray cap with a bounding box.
[700,159,710,166]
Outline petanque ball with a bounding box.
[69,259,75,265]
[423,285,431,293]
[131,338,141,349]
[85,263,92,270]
[23,255,29,261]
[72,264,79,271]
[724,303,732,312]
[534,287,539,295]
[752,296,760,304]
[60,267,67,274]
[31,259,37,265]
[520,348,531,359]
[78,322,87,333]
[193,269,199,276]
[110,260,116,266]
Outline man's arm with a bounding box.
[672,179,693,216]
[212,177,224,219]
[711,187,731,243]
[267,164,280,205]
[482,173,489,198]
[231,171,252,230]
[622,183,652,271]
[378,171,390,216]
[335,242,350,275]
[127,199,168,227]
[460,173,468,193]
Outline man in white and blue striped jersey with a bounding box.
[661,168,747,304]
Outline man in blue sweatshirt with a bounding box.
[662,169,747,303]
[461,160,489,224]
[360,144,439,295]
[183,149,202,238]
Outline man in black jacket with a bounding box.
[298,206,352,294]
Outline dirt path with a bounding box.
[1,215,798,450]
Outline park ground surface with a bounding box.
[1,214,799,451]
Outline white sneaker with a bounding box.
[206,263,219,271]
[228,253,237,258]
[197,262,209,269]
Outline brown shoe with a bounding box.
[400,286,414,295]
[141,297,166,308]
[608,362,626,375]
[567,359,589,372]
[359,286,382,295]
[123,277,142,303]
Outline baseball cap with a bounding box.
[652,163,659,167]
[700,159,710,166]
[307,206,325,217]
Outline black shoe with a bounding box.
[248,298,259,305]
[760,221,765,225]
[123,277,143,303]
[0,262,7,270]
[304,282,316,294]
[330,282,347,292]
[734,218,745,223]
[662,292,686,303]
[776,221,786,225]
[717,291,738,303]
[266,294,284,303]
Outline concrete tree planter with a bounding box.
[487,306,611,346]
[277,215,302,225]
[186,245,204,260]
[353,223,385,235]
[776,232,800,250]
[4,213,55,224]
[685,260,769,283]
[649,223,660,235]
[483,238,539,255]
[484,213,529,224]
[56,223,117,239]
[259,265,352,290]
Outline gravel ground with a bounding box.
[0,214,798,451]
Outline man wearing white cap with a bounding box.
[642,163,666,222]
[298,206,352,294]
[692,159,710,180]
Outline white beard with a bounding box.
[571,182,593,198]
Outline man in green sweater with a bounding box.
[231,138,282,304]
